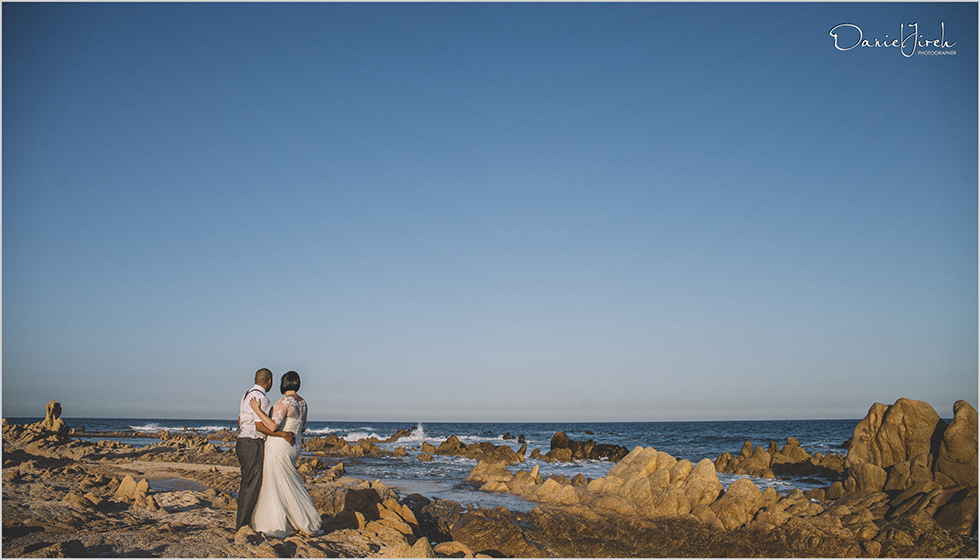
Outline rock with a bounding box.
[450,510,548,558]
[844,461,887,493]
[436,436,467,456]
[417,452,434,462]
[466,461,513,484]
[135,492,161,511]
[846,398,945,474]
[61,491,95,511]
[710,478,764,530]
[433,541,475,557]
[669,459,693,484]
[343,487,385,521]
[38,400,71,438]
[134,478,150,498]
[113,475,139,501]
[714,452,734,472]
[883,453,933,491]
[252,542,280,558]
[530,477,571,504]
[548,430,629,462]
[235,525,264,546]
[652,484,691,516]
[606,446,659,480]
[23,539,86,558]
[545,447,572,463]
[550,431,570,451]
[594,443,631,463]
[935,400,978,488]
[680,459,722,507]
[408,537,436,558]
[933,487,978,536]
[378,542,413,558]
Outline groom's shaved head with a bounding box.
[255,368,273,385]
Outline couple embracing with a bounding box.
[235,368,322,538]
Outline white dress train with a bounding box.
[251,396,321,538]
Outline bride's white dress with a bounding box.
[251,396,321,538]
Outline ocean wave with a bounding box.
[129,423,164,432]
[129,423,232,433]
[394,424,429,443]
[344,431,383,441]
[306,427,340,436]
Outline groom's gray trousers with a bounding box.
[236,437,265,529]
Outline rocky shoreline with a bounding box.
[2,398,977,557]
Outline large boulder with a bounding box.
[39,401,71,437]
[680,458,724,507]
[935,400,978,488]
[466,461,514,484]
[845,398,977,493]
[846,398,945,472]
[709,478,764,531]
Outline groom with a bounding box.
[236,368,295,530]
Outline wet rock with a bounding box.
[432,435,522,465]
[466,461,513,484]
[716,438,845,479]
[436,436,467,456]
[548,430,629,462]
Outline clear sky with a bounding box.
[3,2,977,422]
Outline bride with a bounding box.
[248,371,322,538]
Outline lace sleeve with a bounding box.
[272,399,289,428]
[299,399,308,434]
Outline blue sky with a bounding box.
[3,2,977,422]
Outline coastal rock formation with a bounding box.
[469,446,724,518]
[39,400,71,438]
[450,508,549,557]
[844,399,978,493]
[3,398,977,558]
[935,400,979,489]
[305,434,390,458]
[431,435,524,464]
[715,437,846,480]
[465,399,978,552]
[2,401,73,448]
[543,430,630,463]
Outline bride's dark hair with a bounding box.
[280,371,301,394]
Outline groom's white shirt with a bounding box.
[238,384,273,440]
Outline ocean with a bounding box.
[8,417,859,512]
